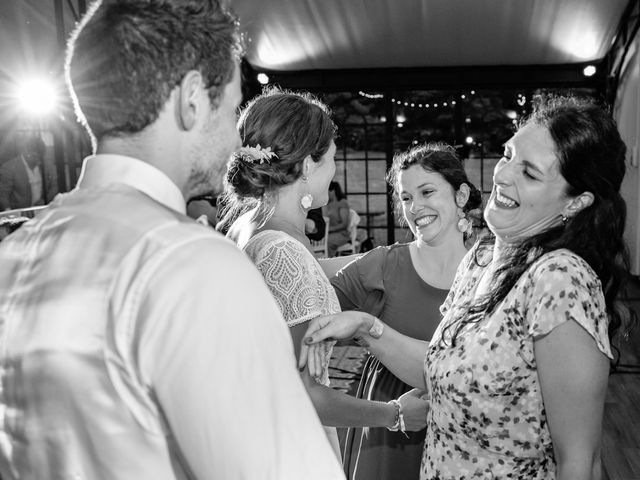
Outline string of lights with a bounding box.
[357,89,528,124]
[357,90,384,99]
[358,90,489,110]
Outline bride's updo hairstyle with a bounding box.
[217,87,336,231]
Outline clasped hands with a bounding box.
[299,311,428,432]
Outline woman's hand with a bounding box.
[298,311,374,377]
[397,388,429,431]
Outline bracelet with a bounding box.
[387,399,406,433]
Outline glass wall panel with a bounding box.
[320,87,599,250]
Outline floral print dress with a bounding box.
[422,245,612,479]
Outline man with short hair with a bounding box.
[0,135,58,211]
[0,1,343,479]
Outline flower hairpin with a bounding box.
[236,144,278,165]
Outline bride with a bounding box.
[218,88,428,460]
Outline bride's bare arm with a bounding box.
[290,321,427,429]
[299,312,428,390]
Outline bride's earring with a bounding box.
[300,193,313,210]
[300,175,313,210]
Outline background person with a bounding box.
[303,96,636,480]
[186,194,218,226]
[333,143,482,480]
[327,180,351,256]
[306,206,326,241]
[0,135,58,211]
[0,2,343,479]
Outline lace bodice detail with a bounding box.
[243,230,339,385]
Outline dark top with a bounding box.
[331,243,448,340]
[305,207,326,241]
[331,243,449,480]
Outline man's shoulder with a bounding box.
[53,187,235,255]
[145,217,263,290]
[111,193,233,252]
[158,217,237,252]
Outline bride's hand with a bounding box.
[298,311,374,377]
[397,388,429,431]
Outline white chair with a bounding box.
[336,209,361,256]
[0,205,48,220]
[311,216,330,258]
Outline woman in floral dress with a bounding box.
[303,96,636,479]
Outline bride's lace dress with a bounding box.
[244,230,339,384]
[243,230,341,456]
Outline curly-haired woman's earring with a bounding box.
[299,175,313,211]
[457,210,472,235]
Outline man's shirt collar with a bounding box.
[76,154,186,214]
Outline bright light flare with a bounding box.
[257,73,269,85]
[15,77,58,116]
[583,65,596,77]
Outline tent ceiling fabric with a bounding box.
[234,0,629,71]
[0,0,76,75]
[0,0,630,77]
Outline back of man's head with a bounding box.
[65,0,241,149]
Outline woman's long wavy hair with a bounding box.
[444,96,636,362]
[216,87,336,233]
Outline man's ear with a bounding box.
[176,70,205,131]
[564,191,594,218]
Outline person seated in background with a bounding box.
[327,180,351,256]
[186,194,218,226]
[333,143,483,480]
[220,88,429,460]
[0,135,58,211]
[303,96,637,480]
[305,207,326,241]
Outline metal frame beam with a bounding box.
[51,0,88,192]
[251,62,606,94]
[605,0,640,104]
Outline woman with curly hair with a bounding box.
[333,143,483,480]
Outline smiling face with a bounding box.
[485,122,574,243]
[398,165,461,245]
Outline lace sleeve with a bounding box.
[245,231,339,327]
